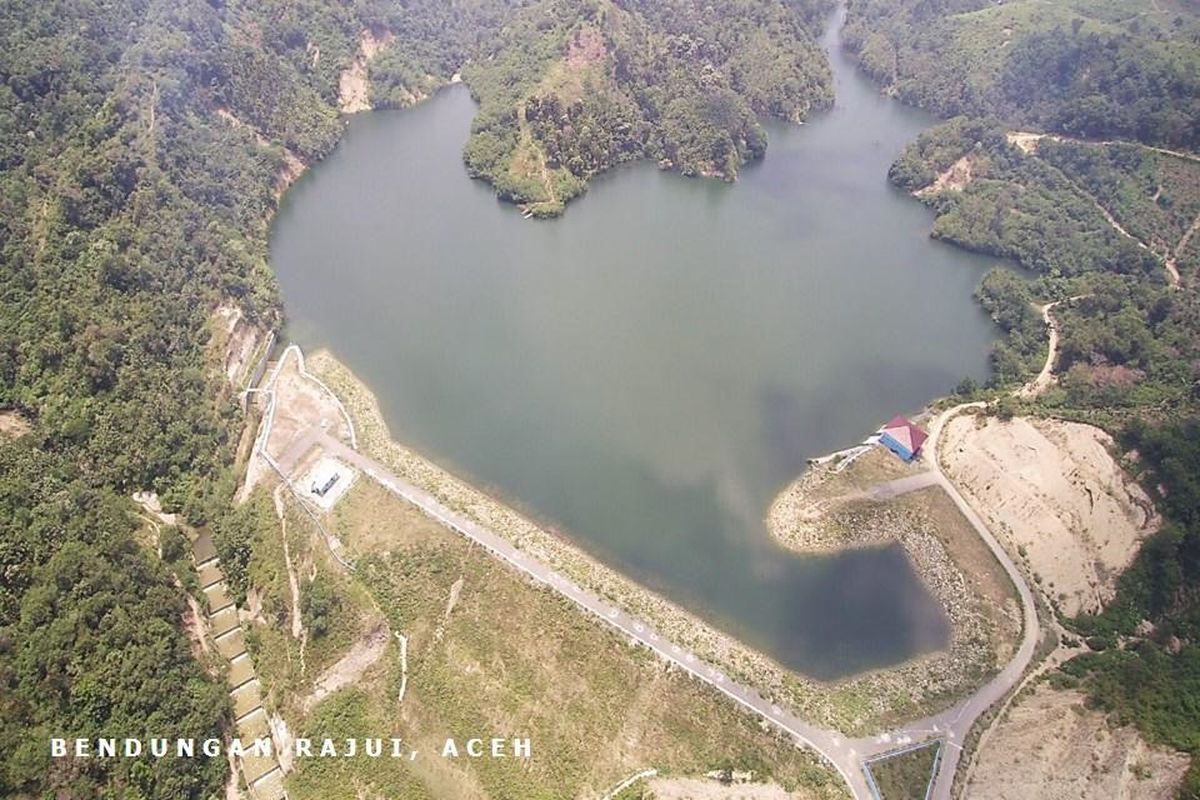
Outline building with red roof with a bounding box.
[878,415,928,463]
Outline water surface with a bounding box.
[271,18,1001,679]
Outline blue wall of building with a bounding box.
[879,432,914,462]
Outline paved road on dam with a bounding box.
[901,405,1039,800]
[261,368,1040,800]
[304,431,874,798]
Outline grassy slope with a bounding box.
[867,743,938,800]
[247,481,848,799]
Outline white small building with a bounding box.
[302,456,356,510]
[310,463,342,497]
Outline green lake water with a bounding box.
[270,16,1002,679]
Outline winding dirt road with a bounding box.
[1018,296,1089,399]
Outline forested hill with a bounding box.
[0,0,835,796]
[843,0,1200,149]
[850,3,1200,795]
[446,0,837,216]
[1,1,390,797]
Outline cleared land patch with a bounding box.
[940,414,1158,616]
[966,683,1190,800]
[211,303,262,389]
[0,411,31,439]
[242,348,353,499]
[300,622,389,714]
[339,28,395,114]
[914,153,977,198]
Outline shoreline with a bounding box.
[767,453,1021,709]
[304,348,1004,734]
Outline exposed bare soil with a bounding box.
[300,621,389,714]
[646,776,824,799]
[269,353,352,459]
[966,684,1190,800]
[0,410,31,439]
[272,485,304,641]
[212,303,260,388]
[132,490,181,526]
[183,595,214,661]
[941,415,1158,616]
[241,350,352,501]
[915,153,977,198]
[1018,299,1079,399]
[339,28,395,113]
[1006,131,1043,154]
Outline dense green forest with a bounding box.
[869,3,1200,794]
[0,0,385,796]
[453,0,836,215]
[369,0,532,107]
[0,444,230,798]
[892,117,1199,409]
[844,0,1200,148]
[0,0,841,796]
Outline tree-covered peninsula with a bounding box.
[364,0,838,216]
[449,0,835,216]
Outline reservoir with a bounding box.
[271,15,1001,680]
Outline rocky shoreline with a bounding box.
[769,457,1020,710]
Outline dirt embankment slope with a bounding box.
[339,28,395,114]
[966,684,1190,800]
[941,415,1157,617]
[211,303,261,388]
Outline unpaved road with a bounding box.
[1018,301,1064,398]
[1018,295,1089,399]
